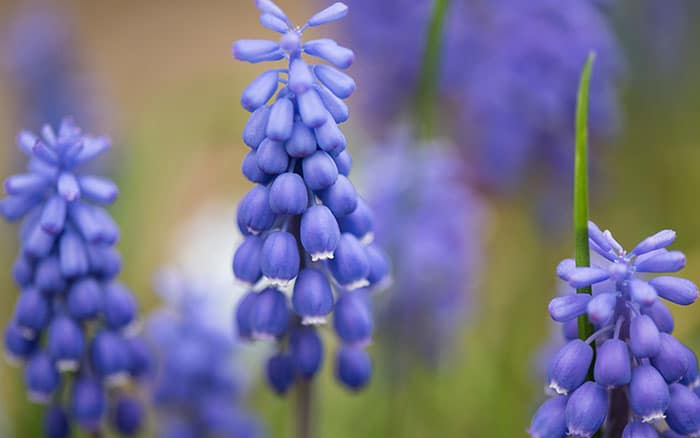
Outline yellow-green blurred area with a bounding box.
[0,0,699,437]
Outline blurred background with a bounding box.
[0,0,699,436]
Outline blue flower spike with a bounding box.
[0,119,144,437]
[231,0,387,393]
[532,222,700,436]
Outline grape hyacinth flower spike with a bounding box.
[1,118,146,437]
[232,0,389,394]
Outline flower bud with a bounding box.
[112,396,144,436]
[333,150,352,176]
[288,58,313,95]
[565,382,608,438]
[641,300,675,334]
[15,287,51,336]
[629,279,658,307]
[35,256,67,295]
[4,322,39,363]
[256,138,289,175]
[242,150,274,184]
[587,293,617,326]
[44,406,70,438]
[666,383,700,437]
[566,267,610,288]
[236,292,258,340]
[71,377,106,431]
[631,229,677,256]
[59,230,89,278]
[91,331,130,385]
[285,121,317,158]
[290,327,323,379]
[103,282,137,330]
[302,150,338,191]
[266,97,294,141]
[233,235,264,285]
[547,339,593,395]
[314,65,355,99]
[67,279,102,320]
[240,70,279,111]
[300,205,340,261]
[237,185,277,235]
[329,233,370,290]
[12,255,34,288]
[338,198,374,243]
[335,346,371,390]
[266,353,294,395]
[314,112,346,156]
[528,396,567,438]
[243,106,271,149]
[269,172,308,215]
[548,294,591,323]
[629,364,670,422]
[252,288,289,339]
[261,231,300,285]
[630,315,661,358]
[292,268,334,324]
[47,315,84,372]
[365,243,390,288]
[650,333,690,384]
[25,351,60,403]
[649,276,699,306]
[297,88,327,128]
[635,250,686,273]
[594,339,631,388]
[333,291,372,346]
[621,421,658,438]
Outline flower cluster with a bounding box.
[231,0,389,393]
[363,135,484,368]
[0,119,147,437]
[530,221,700,437]
[145,269,263,438]
[340,0,622,192]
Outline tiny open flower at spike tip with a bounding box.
[532,221,700,436]
[231,0,387,393]
[0,118,144,437]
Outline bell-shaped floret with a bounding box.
[333,291,372,346]
[629,364,671,423]
[650,333,690,384]
[251,288,289,339]
[25,351,60,403]
[233,235,264,285]
[237,185,277,235]
[565,382,608,438]
[547,339,593,395]
[593,339,631,388]
[329,233,369,290]
[528,396,568,438]
[47,315,84,372]
[266,353,294,395]
[300,205,340,261]
[261,231,300,285]
[649,276,699,306]
[630,315,661,358]
[666,384,700,436]
[292,268,334,324]
[269,173,308,215]
[335,345,371,390]
[289,327,323,379]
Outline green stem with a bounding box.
[415,0,450,139]
[574,53,596,341]
[295,379,314,438]
[574,52,601,438]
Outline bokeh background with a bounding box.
[0,0,699,436]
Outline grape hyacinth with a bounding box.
[232,0,389,393]
[340,0,622,192]
[363,134,484,369]
[145,269,263,438]
[529,221,700,437]
[0,118,145,437]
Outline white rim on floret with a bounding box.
[343,278,369,291]
[548,380,569,396]
[56,359,79,373]
[641,411,665,424]
[302,316,327,326]
[310,250,334,262]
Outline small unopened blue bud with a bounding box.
[12,255,34,288]
[548,294,591,323]
[266,97,294,141]
[252,288,289,339]
[622,421,658,438]
[300,205,340,261]
[587,293,617,326]
[87,245,122,279]
[40,195,67,234]
[335,346,371,390]
[365,243,390,288]
[280,31,301,52]
[338,198,374,243]
[15,287,51,336]
[24,225,55,258]
[631,229,677,256]
[303,40,354,69]
[58,172,80,202]
[238,185,277,235]
[666,383,700,436]
[290,327,323,379]
[233,40,283,63]
[302,150,339,191]
[4,323,39,363]
[233,236,264,285]
[25,351,60,403]
[333,291,372,346]
[566,267,610,288]
[314,65,355,99]
[0,195,39,222]
[289,58,313,95]
[556,259,576,280]
[650,333,690,384]
[630,315,661,358]
[292,268,334,324]
[47,315,84,372]
[266,353,294,395]
[314,112,346,156]
[594,339,631,388]
[680,346,700,388]
[255,0,287,21]
[333,151,352,176]
[629,279,658,307]
[241,70,280,111]
[44,406,70,438]
[35,257,66,295]
[103,282,137,329]
[649,276,699,306]
[261,13,288,34]
[635,250,686,273]
[60,231,89,278]
[125,337,151,379]
[67,278,102,320]
[329,233,370,290]
[91,331,130,384]
[242,150,273,184]
[642,301,675,334]
[297,88,327,128]
[112,396,143,436]
[563,319,579,341]
[565,381,608,438]
[528,396,568,438]
[71,377,106,431]
[317,175,357,217]
[285,121,317,158]
[269,173,308,215]
[316,86,349,124]
[243,106,271,149]
[4,173,50,196]
[629,364,670,422]
[256,138,289,175]
[78,176,118,205]
[236,292,257,340]
[547,339,593,395]
[261,231,300,285]
[307,2,348,27]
